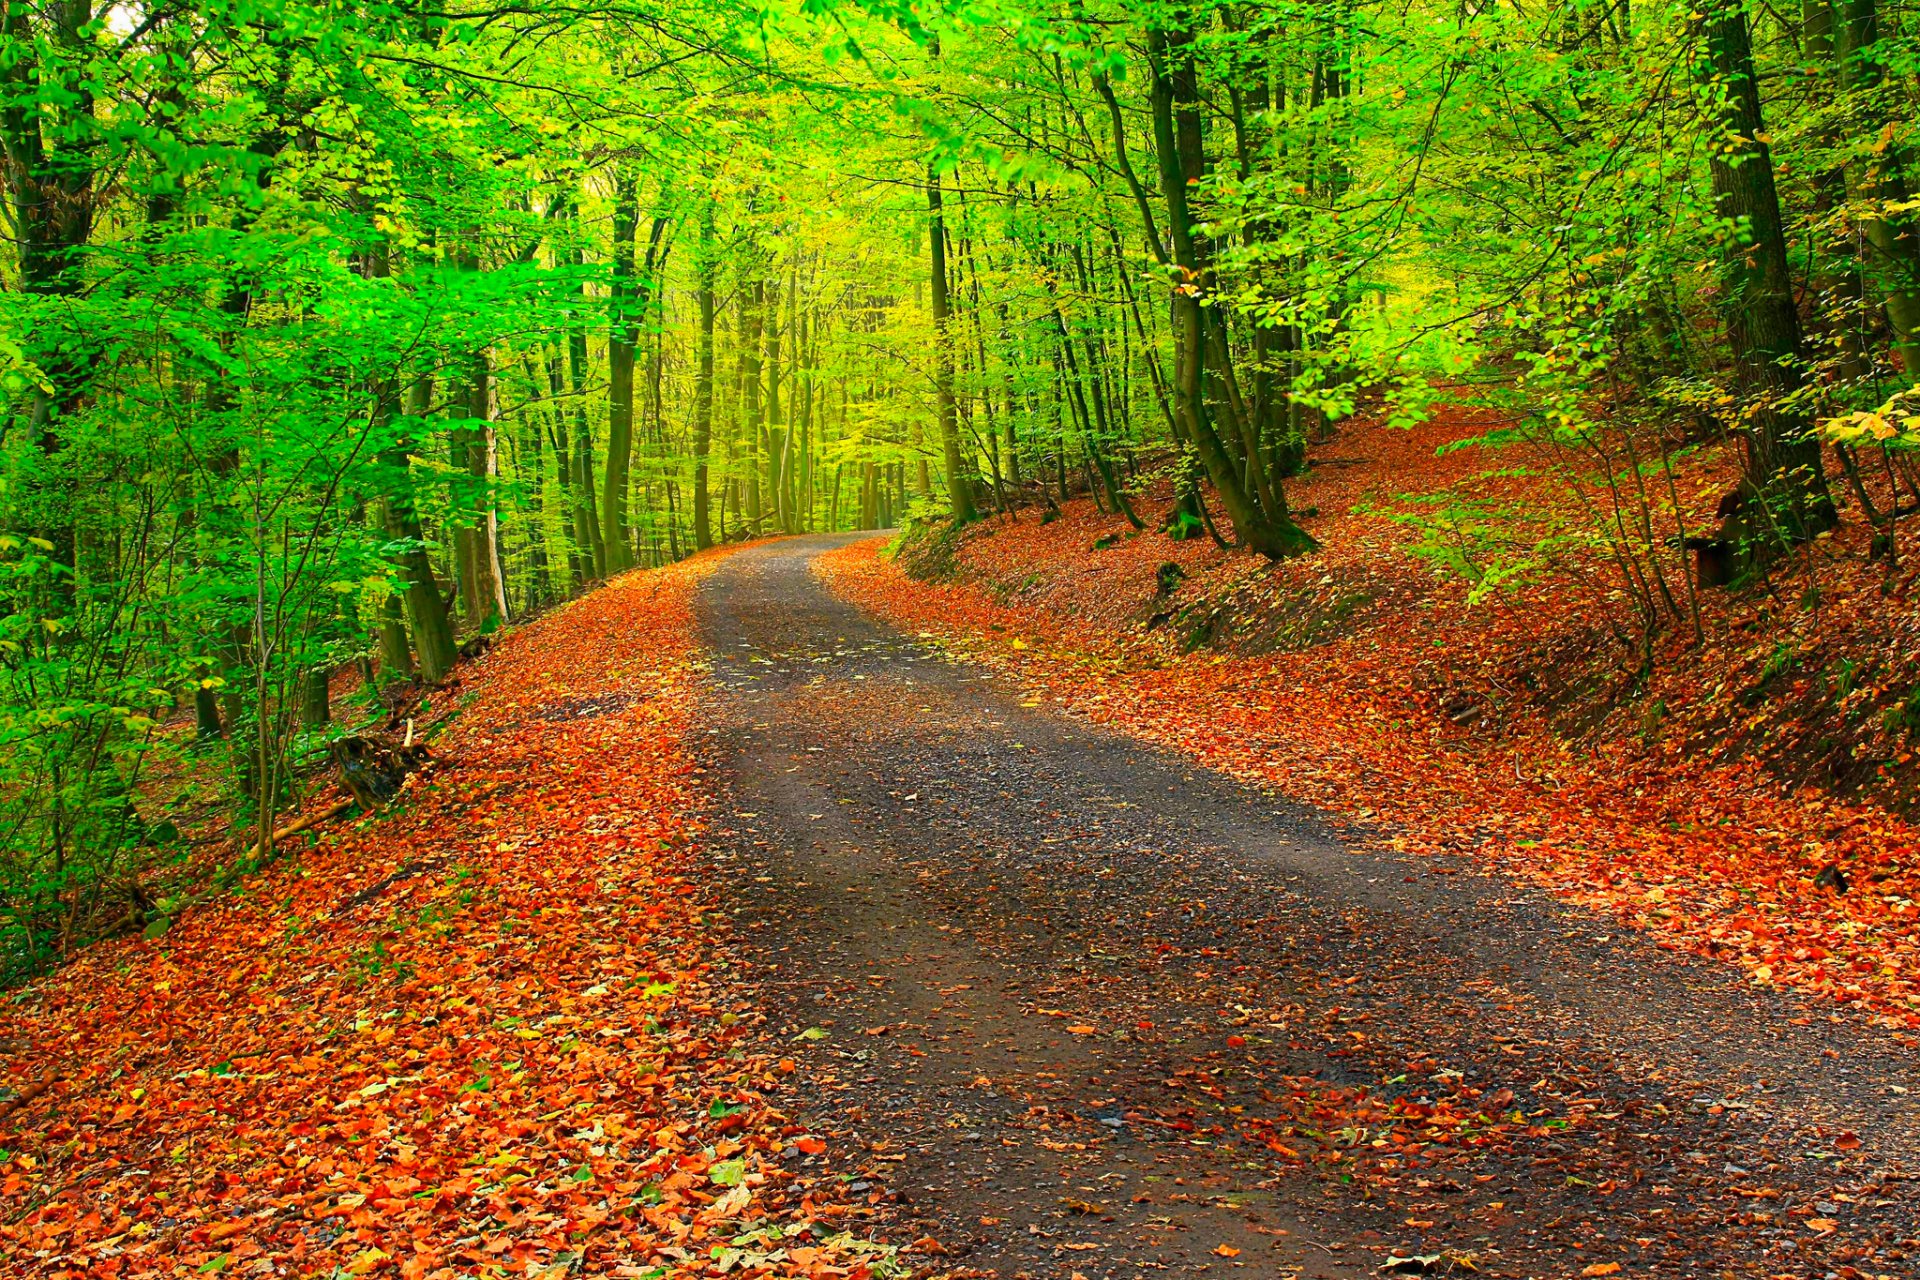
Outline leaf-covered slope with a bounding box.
[1,549,885,1279]
[817,414,1920,1036]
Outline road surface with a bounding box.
[695,535,1919,1279]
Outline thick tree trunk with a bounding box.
[377,593,413,682]
[396,374,459,682]
[4,2,97,603]
[1146,26,1315,558]
[1699,0,1835,534]
[1835,0,1920,379]
[302,668,331,727]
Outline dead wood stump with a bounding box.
[330,732,431,810]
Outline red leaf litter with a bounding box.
[0,547,893,1280]
[816,408,1920,1040]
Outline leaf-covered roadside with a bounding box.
[814,415,1920,1041]
[0,549,889,1280]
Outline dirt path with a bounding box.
[697,536,1920,1279]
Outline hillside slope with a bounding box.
[1,550,886,1279]
[817,410,1920,1035]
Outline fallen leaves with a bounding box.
[814,410,1920,1035]
[0,549,887,1279]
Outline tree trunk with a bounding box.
[694,205,717,549]
[739,276,764,529]
[3,1,97,602]
[395,373,459,682]
[1699,0,1835,535]
[1835,0,1920,378]
[766,274,790,532]
[377,592,412,682]
[302,667,331,727]
[1146,26,1315,558]
[466,351,508,628]
[602,171,640,572]
[928,163,978,523]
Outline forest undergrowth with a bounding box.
[0,548,891,1280]
[817,410,1920,1038]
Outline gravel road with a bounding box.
[695,535,1919,1279]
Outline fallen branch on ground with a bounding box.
[249,798,356,861]
[0,1072,58,1122]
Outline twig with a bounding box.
[335,860,432,913]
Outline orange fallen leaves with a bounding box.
[815,408,1920,1038]
[0,548,886,1279]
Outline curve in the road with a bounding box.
[695,534,1919,1280]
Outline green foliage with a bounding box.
[1365,491,1588,607]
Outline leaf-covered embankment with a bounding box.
[0,548,886,1279]
[815,412,1920,1037]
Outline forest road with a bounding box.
[693,535,1920,1280]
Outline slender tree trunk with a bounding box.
[522,388,552,608]
[743,278,766,528]
[694,205,716,549]
[766,273,790,532]
[569,330,604,577]
[544,342,585,586]
[928,162,977,523]
[602,172,640,572]
[466,351,508,628]
[559,196,605,579]
[1146,26,1314,557]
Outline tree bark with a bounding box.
[928,163,978,523]
[466,351,508,628]
[742,276,766,528]
[1698,0,1835,534]
[393,373,458,683]
[1146,25,1315,558]
[3,1,99,601]
[694,204,717,549]
[602,171,640,572]
[1835,0,1920,379]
